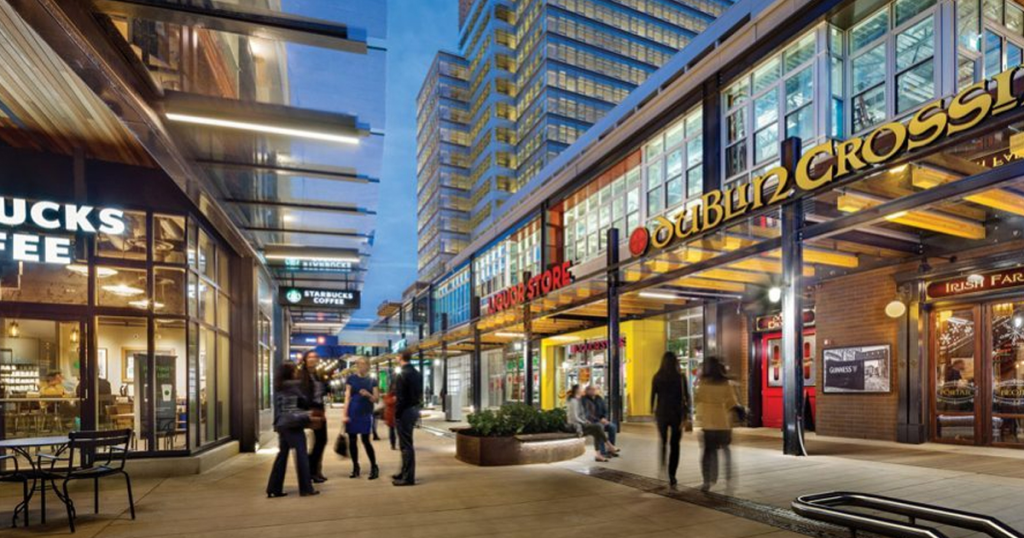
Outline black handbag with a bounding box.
[334,432,349,457]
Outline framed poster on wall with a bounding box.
[823,345,891,393]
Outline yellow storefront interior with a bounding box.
[541,319,666,420]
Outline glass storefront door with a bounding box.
[930,302,1024,446]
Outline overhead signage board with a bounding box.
[273,257,354,273]
[280,287,361,309]
[483,261,574,315]
[754,310,816,332]
[926,267,1024,299]
[290,333,338,346]
[0,196,125,264]
[629,67,1024,258]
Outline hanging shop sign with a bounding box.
[754,310,816,332]
[926,267,1024,299]
[290,333,338,346]
[484,261,574,315]
[822,345,891,393]
[569,337,626,354]
[629,67,1024,257]
[0,196,125,264]
[280,287,361,309]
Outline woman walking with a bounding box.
[651,351,690,486]
[298,350,328,483]
[565,384,618,462]
[383,384,398,450]
[344,357,380,479]
[695,356,739,492]
[266,363,321,497]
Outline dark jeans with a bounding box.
[267,428,314,495]
[701,430,732,485]
[657,419,683,480]
[309,421,327,477]
[592,421,617,455]
[580,423,607,447]
[389,425,397,449]
[397,407,418,483]
[349,433,376,469]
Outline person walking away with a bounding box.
[583,386,619,458]
[566,384,617,461]
[651,351,690,486]
[393,352,422,486]
[383,384,399,450]
[298,350,328,483]
[267,363,321,497]
[343,357,380,480]
[695,356,739,492]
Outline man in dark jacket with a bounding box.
[393,352,422,486]
[583,386,618,457]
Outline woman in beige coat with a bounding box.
[694,356,739,492]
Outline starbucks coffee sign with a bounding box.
[0,196,126,264]
[279,287,361,309]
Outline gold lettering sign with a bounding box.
[632,66,1024,256]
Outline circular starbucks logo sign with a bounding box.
[285,289,303,304]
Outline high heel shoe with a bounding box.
[350,465,361,479]
[369,464,380,480]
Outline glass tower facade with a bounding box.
[416,0,734,280]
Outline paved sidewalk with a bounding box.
[550,423,1024,537]
[0,417,806,538]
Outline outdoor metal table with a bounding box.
[0,435,70,526]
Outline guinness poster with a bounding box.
[823,345,891,393]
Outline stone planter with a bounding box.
[454,430,586,466]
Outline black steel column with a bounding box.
[440,313,449,413]
[897,282,926,443]
[522,271,534,407]
[606,228,623,426]
[780,139,805,456]
[472,325,482,411]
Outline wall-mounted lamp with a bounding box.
[7,321,19,338]
[768,287,782,303]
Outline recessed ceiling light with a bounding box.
[165,113,360,145]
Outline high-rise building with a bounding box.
[417,51,472,282]
[417,0,735,278]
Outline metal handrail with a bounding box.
[793,491,1023,538]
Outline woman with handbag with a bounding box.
[343,357,380,479]
[267,362,321,497]
[651,351,690,487]
[298,350,329,483]
[694,356,740,492]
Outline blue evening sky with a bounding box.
[354,0,459,326]
[283,0,459,327]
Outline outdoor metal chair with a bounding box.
[37,429,135,533]
[0,453,28,527]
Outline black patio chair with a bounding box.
[37,429,135,533]
[0,453,28,527]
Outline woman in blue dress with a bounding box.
[343,357,380,479]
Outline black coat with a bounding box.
[394,363,423,417]
[274,380,311,432]
[651,370,690,425]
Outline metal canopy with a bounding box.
[91,0,369,53]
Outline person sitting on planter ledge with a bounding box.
[566,384,619,462]
[583,385,620,458]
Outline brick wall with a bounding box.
[815,266,902,441]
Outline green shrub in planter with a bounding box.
[465,403,568,437]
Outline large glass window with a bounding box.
[723,30,818,186]
[934,307,977,442]
[561,152,641,264]
[644,107,703,219]
[0,319,81,443]
[839,0,937,133]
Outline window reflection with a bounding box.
[97,210,147,261]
